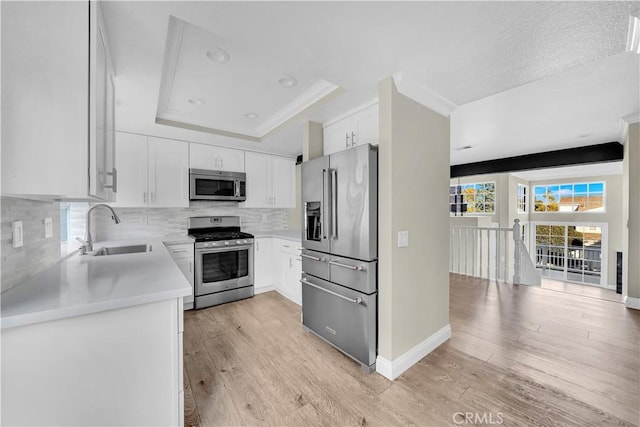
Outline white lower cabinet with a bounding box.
[254,238,273,292]
[1,298,184,426]
[279,244,302,305]
[254,237,302,305]
[165,243,195,310]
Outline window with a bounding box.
[534,223,604,285]
[60,204,70,242]
[449,182,496,214]
[517,184,528,213]
[533,182,605,213]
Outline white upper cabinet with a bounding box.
[112,133,188,208]
[148,137,189,207]
[244,152,295,208]
[112,133,147,207]
[1,1,116,200]
[189,143,245,172]
[323,101,379,156]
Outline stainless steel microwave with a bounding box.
[189,169,246,201]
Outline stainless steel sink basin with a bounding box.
[93,244,152,256]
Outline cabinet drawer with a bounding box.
[165,243,194,259]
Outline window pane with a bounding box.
[589,182,604,193]
[574,183,588,193]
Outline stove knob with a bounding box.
[225,241,230,245]
[243,240,248,244]
[211,242,217,246]
[236,240,242,244]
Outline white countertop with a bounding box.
[1,239,192,330]
[162,234,195,245]
[254,229,301,242]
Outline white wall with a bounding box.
[1,197,61,292]
[625,123,640,302]
[378,76,450,365]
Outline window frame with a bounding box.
[517,183,528,214]
[449,181,496,216]
[532,181,606,214]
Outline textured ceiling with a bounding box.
[102,1,640,158]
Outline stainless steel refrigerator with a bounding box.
[300,143,378,372]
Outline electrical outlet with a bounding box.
[398,230,409,248]
[12,221,24,248]
[44,217,53,238]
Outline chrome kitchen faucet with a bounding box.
[77,204,121,255]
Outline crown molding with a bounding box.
[622,112,640,125]
[256,80,342,136]
[392,72,457,117]
[323,98,378,129]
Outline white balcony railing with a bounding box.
[450,219,541,286]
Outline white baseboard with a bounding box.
[624,296,640,310]
[376,324,451,381]
[254,286,275,295]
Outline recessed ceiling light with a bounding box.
[457,145,474,150]
[626,16,640,54]
[278,75,297,88]
[204,48,230,64]
[187,98,205,105]
[244,112,258,119]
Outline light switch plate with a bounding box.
[398,230,409,248]
[12,221,24,248]
[44,218,53,238]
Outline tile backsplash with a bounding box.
[81,201,290,241]
[1,197,61,292]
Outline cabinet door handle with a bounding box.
[351,132,356,147]
[221,158,224,169]
[172,249,189,253]
[105,168,118,192]
[345,133,350,148]
[189,261,192,272]
[143,192,147,204]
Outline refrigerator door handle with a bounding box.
[329,260,365,271]
[301,253,325,262]
[323,168,332,240]
[331,169,338,239]
[300,279,362,305]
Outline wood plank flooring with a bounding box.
[183,274,640,426]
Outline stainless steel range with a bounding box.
[188,216,254,309]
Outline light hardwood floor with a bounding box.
[183,274,640,426]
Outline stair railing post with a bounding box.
[513,219,521,284]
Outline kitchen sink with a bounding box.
[93,244,153,256]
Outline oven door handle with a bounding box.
[300,278,362,305]
[196,244,253,254]
[234,180,240,198]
